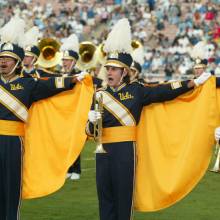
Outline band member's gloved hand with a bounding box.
[76,71,88,82]
[215,127,220,141]
[193,72,211,86]
[88,110,101,123]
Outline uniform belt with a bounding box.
[102,126,136,143]
[0,119,25,136]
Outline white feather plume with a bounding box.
[190,41,207,59]
[132,46,144,65]
[60,34,79,53]
[0,15,26,47]
[103,18,132,54]
[23,26,40,48]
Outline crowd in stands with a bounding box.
[0,0,220,81]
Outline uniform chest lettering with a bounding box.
[10,83,24,91]
[118,92,134,101]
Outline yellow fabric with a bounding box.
[102,126,136,143]
[22,76,93,199]
[0,120,24,136]
[134,77,219,211]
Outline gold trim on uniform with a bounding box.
[130,142,136,220]
[99,91,136,126]
[171,81,182,90]
[1,75,19,83]
[0,119,24,136]
[102,126,136,143]
[0,86,28,122]
[110,83,126,92]
[17,136,24,220]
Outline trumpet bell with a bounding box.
[94,143,106,154]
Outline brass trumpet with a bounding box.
[93,86,106,153]
[210,141,220,172]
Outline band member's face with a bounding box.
[62,59,76,72]
[105,66,126,88]
[0,56,17,76]
[194,67,205,77]
[23,55,35,67]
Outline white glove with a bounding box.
[76,71,88,82]
[193,72,211,86]
[88,110,101,123]
[215,127,220,141]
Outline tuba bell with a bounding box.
[36,38,62,69]
[95,43,107,65]
[76,41,97,71]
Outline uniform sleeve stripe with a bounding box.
[55,77,64,88]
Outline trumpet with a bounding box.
[93,86,106,153]
[210,141,220,173]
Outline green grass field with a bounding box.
[21,141,220,220]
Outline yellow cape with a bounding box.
[134,77,219,211]
[22,76,93,199]
[22,77,220,211]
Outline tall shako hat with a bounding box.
[23,26,40,58]
[131,46,144,73]
[191,41,208,69]
[0,15,25,62]
[103,18,133,69]
[60,34,79,61]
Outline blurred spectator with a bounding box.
[0,0,220,81]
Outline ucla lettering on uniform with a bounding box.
[10,83,24,90]
[118,92,134,101]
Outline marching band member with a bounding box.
[60,34,82,180]
[86,18,211,220]
[0,16,85,220]
[22,26,41,78]
[61,34,80,77]
[130,44,144,82]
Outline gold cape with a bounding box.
[22,77,220,212]
[22,76,93,199]
[134,77,219,211]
